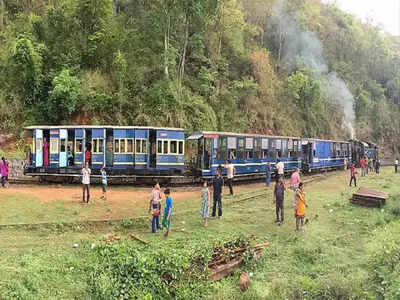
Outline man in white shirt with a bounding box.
[276,159,284,179]
[395,158,398,173]
[82,162,91,203]
[225,160,235,196]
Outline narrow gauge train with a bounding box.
[349,139,378,167]
[23,126,374,183]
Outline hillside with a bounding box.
[0,0,400,155]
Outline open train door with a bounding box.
[301,141,312,171]
[35,129,43,167]
[59,129,68,167]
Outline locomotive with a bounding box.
[23,125,378,182]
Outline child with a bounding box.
[200,181,211,227]
[162,188,173,237]
[295,182,306,231]
[100,167,107,200]
[149,183,162,233]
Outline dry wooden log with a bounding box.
[129,233,148,244]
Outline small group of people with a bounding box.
[349,157,382,187]
[0,157,9,188]
[149,183,173,237]
[273,168,306,231]
[81,162,107,203]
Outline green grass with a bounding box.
[1,168,400,299]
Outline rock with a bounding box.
[73,243,78,248]
[239,271,251,292]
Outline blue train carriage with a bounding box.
[24,125,185,177]
[301,138,351,172]
[187,131,303,178]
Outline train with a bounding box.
[23,125,378,183]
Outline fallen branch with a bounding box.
[129,233,148,244]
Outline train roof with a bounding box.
[187,131,302,140]
[24,125,184,131]
[188,131,350,144]
[303,138,350,144]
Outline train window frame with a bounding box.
[227,137,237,160]
[219,136,227,161]
[115,139,120,153]
[75,139,83,153]
[238,138,245,160]
[157,140,162,154]
[178,141,184,155]
[92,138,104,154]
[254,138,261,159]
[245,138,254,160]
[288,139,294,158]
[163,140,168,154]
[261,138,268,159]
[126,139,134,154]
[135,139,147,154]
[170,140,177,154]
[269,140,276,159]
[50,138,58,154]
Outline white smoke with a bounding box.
[270,3,356,138]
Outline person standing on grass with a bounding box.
[200,181,211,227]
[368,157,373,173]
[224,160,235,196]
[360,157,366,177]
[395,158,398,173]
[100,167,107,200]
[265,162,271,187]
[290,168,301,207]
[295,182,306,231]
[81,162,91,203]
[1,157,9,188]
[349,162,357,187]
[212,169,224,218]
[376,159,381,174]
[149,183,162,233]
[162,188,173,237]
[274,177,286,225]
[276,159,284,179]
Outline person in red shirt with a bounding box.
[360,157,366,177]
[349,163,357,187]
[85,144,91,165]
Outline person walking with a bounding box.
[290,168,301,207]
[212,170,224,218]
[274,177,286,225]
[200,181,211,227]
[295,182,306,231]
[100,167,107,200]
[349,162,357,187]
[276,159,284,179]
[149,183,162,233]
[162,188,173,237]
[1,157,9,188]
[81,162,91,203]
[395,158,398,173]
[224,160,235,196]
[265,162,271,187]
[360,157,366,177]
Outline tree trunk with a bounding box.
[164,12,170,80]
[179,14,189,85]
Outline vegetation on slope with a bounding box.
[0,0,400,153]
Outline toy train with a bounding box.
[23,126,378,182]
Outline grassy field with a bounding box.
[0,168,400,299]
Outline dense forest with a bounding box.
[0,0,400,154]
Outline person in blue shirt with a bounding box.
[100,167,107,200]
[162,188,173,237]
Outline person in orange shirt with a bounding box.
[295,182,306,231]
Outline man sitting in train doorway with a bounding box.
[224,160,235,196]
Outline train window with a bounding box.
[291,140,298,157]
[75,139,83,153]
[120,139,126,153]
[50,138,58,154]
[157,141,162,154]
[92,139,104,154]
[93,139,98,153]
[115,140,120,153]
[178,141,184,155]
[142,140,147,153]
[219,137,227,161]
[269,140,275,158]
[288,140,293,158]
[36,138,43,152]
[127,139,133,153]
[163,141,168,154]
[254,139,261,159]
[60,139,66,152]
[238,138,244,160]
[170,141,177,154]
